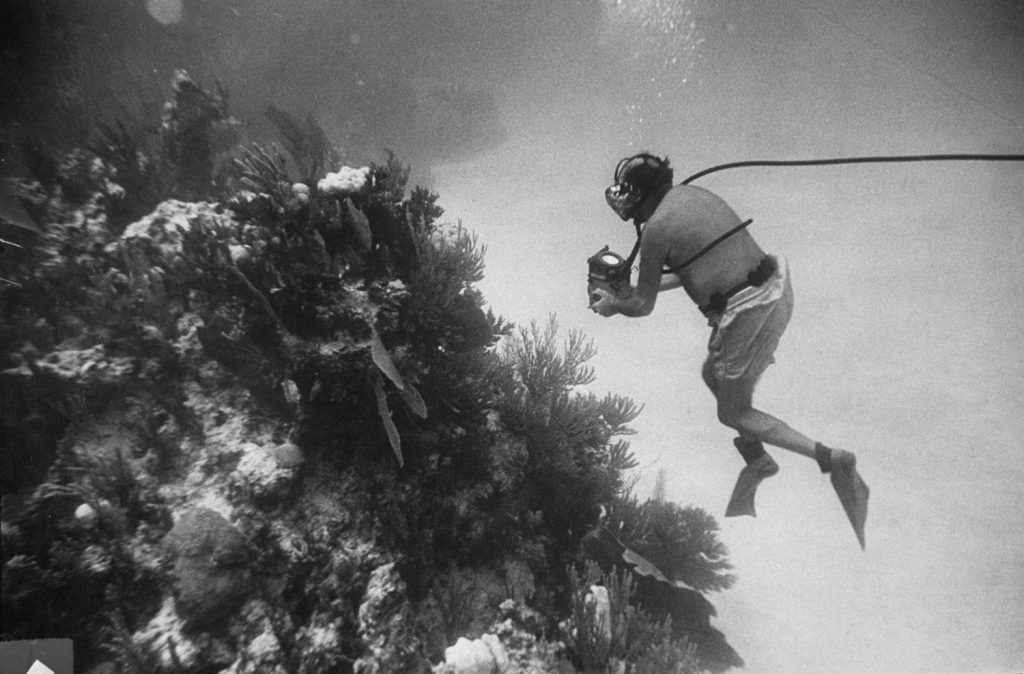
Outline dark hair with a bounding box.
[614,153,674,195]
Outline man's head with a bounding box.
[605,153,674,221]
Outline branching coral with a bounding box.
[495,318,640,516]
[406,222,492,354]
[264,105,335,185]
[90,118,163,231]
[605,496,735,595]
[231,143,294,212]
[565,561,687,674]
[1,446,168,665]
[578,524,743,672]
[159,69,240,200]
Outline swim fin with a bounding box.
[821,448,870,549]
[725,450,779,518]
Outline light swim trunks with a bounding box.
[704,254,793,383]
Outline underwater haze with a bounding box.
[5,0,1024,672]
[430,3,1024,672]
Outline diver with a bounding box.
[589,152,870,548]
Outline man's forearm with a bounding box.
[609,291,653,317]
[659,273,682,292]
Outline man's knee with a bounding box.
[716,402,744,428]
[714,380,755,429]
[701,359,718,392]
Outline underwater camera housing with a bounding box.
[587,245,632,304]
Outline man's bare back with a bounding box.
[644,185,766,308]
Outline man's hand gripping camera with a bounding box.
[587,246,632,306]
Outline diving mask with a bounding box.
[605,181,642,220]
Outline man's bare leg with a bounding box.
[703,370,787,515]
[708,373,869,545]
[722,403,818,459]
[703,367,818,459]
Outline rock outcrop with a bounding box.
[164,508,251,628]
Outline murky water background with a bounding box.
[6,1,1024,671]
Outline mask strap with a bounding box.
[613,156,632,183]
[616,153,663,183]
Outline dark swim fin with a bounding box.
[820,447,870,549]
[725,451,779,518]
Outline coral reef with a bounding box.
[1,72,740,674]
[437,634,508,674]
[318,166,372,198]
[160,70,241,200]
[164,508,252,629]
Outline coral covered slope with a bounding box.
[1,74,739,674]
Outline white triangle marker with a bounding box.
[26,660,55,674]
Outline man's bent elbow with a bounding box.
[626,297,656,317]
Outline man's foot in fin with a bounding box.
[725,441,780,518]
[816,444,870,549]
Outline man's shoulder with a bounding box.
[641,208,683,248]
[654,185,733,225]
[648,186,701,226]
[667,183,722,206]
